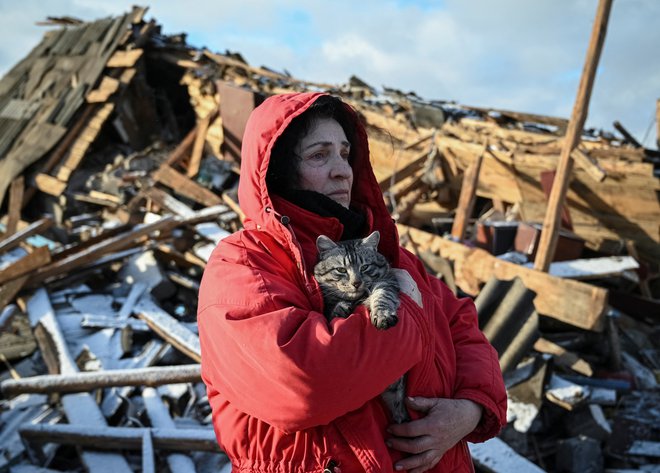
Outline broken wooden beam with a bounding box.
[26,288,133,472]
[187,108,218,178]
[0,247,51,286]
[0,276,29,314]
[30,215,177,285]
[534,255,639,280]
[21,105,97,208]
[398,224,608,331]
[19,424,221,453]
[135,297,201,362]
[153,164,223,207]
[451,145,485,241]
[1,364,201,397]
[26,288,78,376]
[6,176,24,236]
[378,146,430,192]
[570,147,606,182]
[533,337,593,377]
[142,387,197,473]
[165,126,197,167]
[0,217,53,254]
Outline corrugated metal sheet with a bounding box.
[475,276,540,373]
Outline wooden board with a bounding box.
[398,224,608,331]
[153,165,223,207]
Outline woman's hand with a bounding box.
[391,268,423,308]
[386,397,483,473]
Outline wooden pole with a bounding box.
[0,217,53,255]
[656,98,660,149]
[19,424,221,453]
[534,0,613,272]
[1,364,201,397]
[6,176,24,236]
[450,145,485,241]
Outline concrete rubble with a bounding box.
[1,7,658,473]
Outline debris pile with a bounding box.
[1,7,658,472]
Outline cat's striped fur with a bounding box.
[314,231,409,423]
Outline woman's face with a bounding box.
[294,117,353,208]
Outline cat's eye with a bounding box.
[335,268,347,274]
[360,265,369,271]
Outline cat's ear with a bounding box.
[316,235,338,253]
[362,231,380,250]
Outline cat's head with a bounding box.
[316,231,380,255]
[314,231,384,300]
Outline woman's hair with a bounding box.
[266,95,356,196]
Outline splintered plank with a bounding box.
[0,276,28,313]
[451,146,484,241]
[25,288,132,472]
[142,388,197,473]
[533,255,639,280]
[378,147,430,191]
[153,165,223,207]
[533,338,593,377]
[32,215,177,285]
[55,103,115,182]
[187,109,217,178]
[19,424,220,453]
[34,173,67,197]
[398,224,607,331]
[571,147,606,182]
[135,297,201,362]
[165,126,197,167]
[0,217,53,254]
[0,246,51,285]
[1,364,202,397]
[6,176,24,235]
[26,288,78,376]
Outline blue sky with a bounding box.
[1,0,659,146]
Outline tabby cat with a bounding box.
[314,231,409,423]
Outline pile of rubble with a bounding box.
[1,7,658,473]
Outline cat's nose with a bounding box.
[352,281,361,289]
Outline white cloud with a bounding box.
[1,0,658,145]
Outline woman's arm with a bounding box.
[424,265,507,441]
[198,233,425,433]
[396,249,507,440]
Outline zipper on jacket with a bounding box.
[268,206,311,282]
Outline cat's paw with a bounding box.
[370,309,398,330]
[330,301,353,319]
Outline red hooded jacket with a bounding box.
[198,92,507,472]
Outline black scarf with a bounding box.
[282,190,366,240]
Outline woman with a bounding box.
[198,92,507,472]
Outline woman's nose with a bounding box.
[330,154,352,179]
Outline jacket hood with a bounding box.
[238,92,399,265]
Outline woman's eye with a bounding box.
[309,152,327,161]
